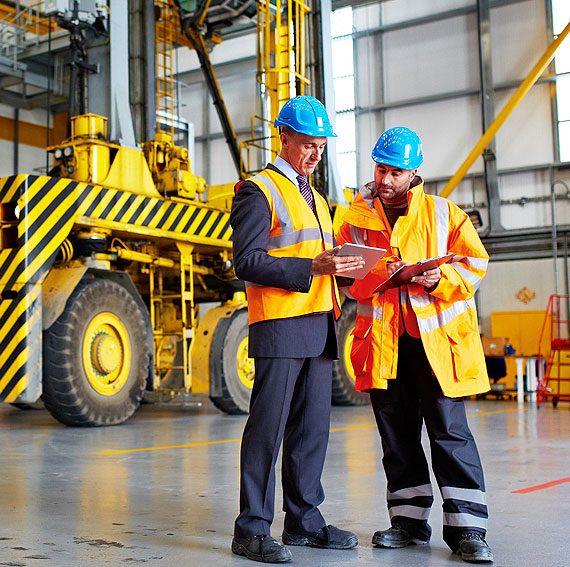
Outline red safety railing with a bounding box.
[537,294,570,407]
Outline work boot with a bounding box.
[231,535,292,563]
[454,532,494,563]
[372,525,429,548]
[282,524,358,549]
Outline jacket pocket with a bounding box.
[445,313,480,381]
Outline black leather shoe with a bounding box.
[232,535,292,563]
[282,524,358,549]
[372,526,429,548]
[454,532,494,563]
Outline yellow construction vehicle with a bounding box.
[0,0,254,425]
[0,109,254,425]
[0,0,363,426]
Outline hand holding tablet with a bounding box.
[335,243,387,279]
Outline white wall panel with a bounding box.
[179,82,206,136]
[18,108,48,126]
[354,35,383,108]
[353,3,380,32]
[206,72,257,135]
[382,15,478,101]
[177,34,256,74]
[0,140,13,177]
[380,0,473,26]
[383,96,484,181]
[499,170,567,230]
[491,0,547,84]
[478,258,561,334]
[207,138,240,185]
[18,144,46,175]
[356,110,384,185]
[495,84,554,169]
[0,140,45,177]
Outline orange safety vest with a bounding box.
[337,179,490,398]
[244,168,341,325]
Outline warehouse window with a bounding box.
[331,7,357,188]
[552,0,570,161]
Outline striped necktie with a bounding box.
[296,175,314,208]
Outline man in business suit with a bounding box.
[230,95,363,564]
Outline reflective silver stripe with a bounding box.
[441,487,487,506]
[443,512,488,529]
[253,173,293,233]
[452,264,483,290]
[416,297,476,334]
[410,293,438,309]
[268,228,326,249]
[465,256,489,271]
[349,224,365,245]
[389,505,431,521]
[254,173,331,248]
[245,281,262,288]
[359,181,376,209]
[388,483,433,500]
[433,196,449,257]
[357,303,383,320]
[400,287,408,306]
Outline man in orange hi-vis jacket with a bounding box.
[336,127,494,564]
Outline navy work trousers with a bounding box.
[369,333,489,550]
[234,353,333,538]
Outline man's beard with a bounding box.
[376,184,409,205]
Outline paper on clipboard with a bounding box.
[374,253,455,293]
[336,243,387,279]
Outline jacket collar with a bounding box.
[343,176,425,229]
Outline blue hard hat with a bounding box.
[274,95,337,137]
[371,126,423,170]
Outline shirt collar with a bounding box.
[274,155,301,189]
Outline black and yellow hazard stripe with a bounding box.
[77,183,232,246]
[0,174,233,403]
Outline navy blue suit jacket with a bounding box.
[230,164,338,359]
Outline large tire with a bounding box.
[332,300,369,406]
[210,309,253,415]
[42,278,151,426]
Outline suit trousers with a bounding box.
[234,353,333,538]
[369,333,488,550]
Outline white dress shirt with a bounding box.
[274,155,303,189]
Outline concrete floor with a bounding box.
[0,399,568,567]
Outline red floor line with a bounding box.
[512,477,570,494]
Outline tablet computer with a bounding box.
[336,243,387,279]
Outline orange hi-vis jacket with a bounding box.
[337,179,490,398]
[244,168,342,325]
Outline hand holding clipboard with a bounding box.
[374,253,455,293]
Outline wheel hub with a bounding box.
[92,333,121,374]
[82,312,131,396]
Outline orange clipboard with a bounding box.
[374,253,455,293]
